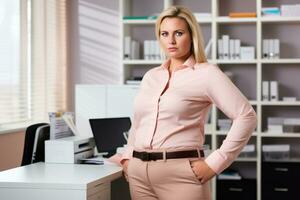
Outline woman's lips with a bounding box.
[168,47,177,52]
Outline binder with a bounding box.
[263,39,268,59]
[218,39,223,59]
[262,81,269,101]
[131,40,140,60]
[150,40,155,60]
[229,39,235,59]
[144,40,150,60]
[234,39,240,59]
[124,36,131,59]
[222,35,229,59]
[268,39,274,58]
[274,39,280,59]
[270,81,279,101]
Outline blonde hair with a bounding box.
[155,6,207,63]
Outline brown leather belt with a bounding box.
[133,149,204,161]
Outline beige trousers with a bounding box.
[127,157,211,200]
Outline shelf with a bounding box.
[261,16,300,23]
[261,133,300,137]
[120,1,300,199]
[216,131,258,136]
[123,19,156,24]
[136,59,300,65]
[217,17,257,23]
[235,157,257,162]
[123,59,163,65]
[261,101,300,106]
[196,18,213,24]
[123,18,213,25]
[261,58,300,64]
[263,158,300,163]
[216,59,257,64]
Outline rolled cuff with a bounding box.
[205,150,229,175]
[120,146,134,164]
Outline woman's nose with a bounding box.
[168,36,176,44]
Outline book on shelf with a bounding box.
[229,12,256,18]
[262,7,281,16]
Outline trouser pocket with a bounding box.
[184,159,202,184]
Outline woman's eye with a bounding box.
[175,32,183,36]
[161,32,168,37]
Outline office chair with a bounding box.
[32,124,50,163]
[21,123,49,166]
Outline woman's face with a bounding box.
[159,17,192,60]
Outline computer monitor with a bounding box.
[89,117,131,157]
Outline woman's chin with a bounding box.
[166,53,181,59]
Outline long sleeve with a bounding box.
[204,65,257,174]
[121,119,136,161]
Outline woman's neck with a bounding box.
[169,54,190,72]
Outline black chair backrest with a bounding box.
[32,125,50,163]
[21,123,48,166]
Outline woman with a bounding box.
[121,5,257,200]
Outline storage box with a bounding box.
[262,144,290,161]
[239,144,256,158]
[240,46,255,59]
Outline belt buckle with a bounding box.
[141,152,150,161]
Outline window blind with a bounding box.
[0,0,68,130]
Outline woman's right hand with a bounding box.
[121,159,129,181]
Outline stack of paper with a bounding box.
[79,156,104,165]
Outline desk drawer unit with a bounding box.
[217,179,256,200]
[87,182,110,200]
[262,162,300,200]
[0,163,123,200]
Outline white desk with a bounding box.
[0,162,123,200]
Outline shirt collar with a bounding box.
[161,55,196,71]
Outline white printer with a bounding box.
[45,136,95,164]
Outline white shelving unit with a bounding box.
[120,1,300,200]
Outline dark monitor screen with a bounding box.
[89,117,131,157]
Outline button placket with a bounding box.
[149,70,170,148]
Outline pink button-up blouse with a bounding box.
[122,55,257,174]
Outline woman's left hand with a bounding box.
[190,160,216,184]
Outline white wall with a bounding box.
[69,0,121,110]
